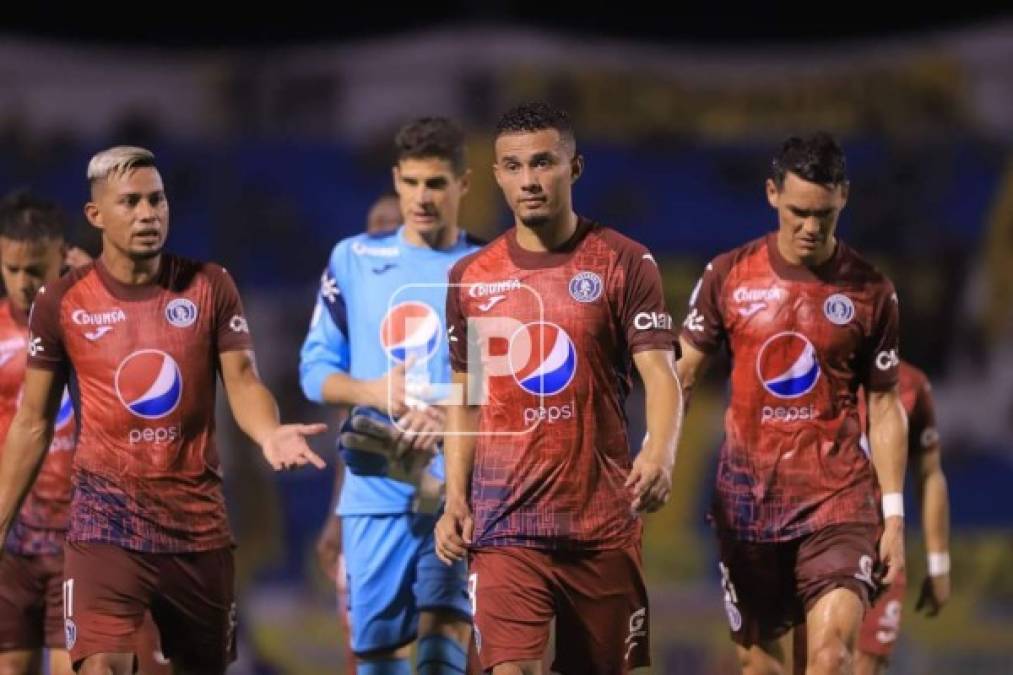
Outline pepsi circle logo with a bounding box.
[54,388,74,430]
[115,350,183,419]
[380,301,441,363]
[755,332,821,399]
[508,322,577,396]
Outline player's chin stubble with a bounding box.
[519,214,552,228]
[129,247,163,261]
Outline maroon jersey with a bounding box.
[447,219,677,551]
[27,256,253,553]
[0,299,77,555]
[680,234,899,542]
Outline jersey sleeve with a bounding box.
[446,258,469,373]
[908,374,939,456]
[27,282,67,372]
[861,280,900,392]
[210,266,254,354]
[615,245,679,356]
[679,254,730,354]
[299,246,351,404]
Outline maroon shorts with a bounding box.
[858,571,906,659]
[470,544,649,675]
[63,541,236,672]
[717,524,879,647]
[0,551,64,650]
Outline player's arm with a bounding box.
[676,256,728,415]
[868,386,908,585]
[0,366,64,542]
[675,337,713,414]
[434,370,477,565]
[219,349,326,471]
[628,349,683,512]
[865,284,907,585]
[318,366,411,418]
[911,382,951,616]
[299,264,409,417]
[915,438,951,615]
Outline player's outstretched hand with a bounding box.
[877,517,906,586]
[262,423,327,471]
[915,572,950,617]
[435,499,473,565]
[626,447,673,513]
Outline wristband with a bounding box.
[882,492,904,519]
[928,552,950,577]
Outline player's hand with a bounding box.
[626,446,673,513]
[877,517,906,586]
[393,406,446,456]
[64,246,92,269]
[262,423,328,471]
[342,412,436,483]
[365,358,414,417]
[435,498,473,565]
[315,515,342,584]
[915,572,950,617]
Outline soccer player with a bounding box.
[676,132,908,674]
[435,101,683,675]
[315,189,414,675]
[0,192,80,675]
[855,360,950,675]
[300,118,480,675]
[0,146,326,675]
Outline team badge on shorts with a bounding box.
[569,271,603,303]
[64,619,77,649]
[823,293,855,325]
[165,298,198,327]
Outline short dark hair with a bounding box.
[771,132,848,189]
[394,117,467,175]
[0,191,66,242]
[496,102,575,150]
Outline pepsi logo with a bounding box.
[755,332,821,399]
[380,301,441,364]
[114,350,183,419]
[507,322,577,396]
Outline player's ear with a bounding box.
[765,178,780,210]
[570,153,584,184]
[492,160,505,190]
[83,201,103,231]
[458,168,472,197]
[838,180,850,208]
[391,165,401,193]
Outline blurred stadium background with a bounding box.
[2,9,1011,674]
